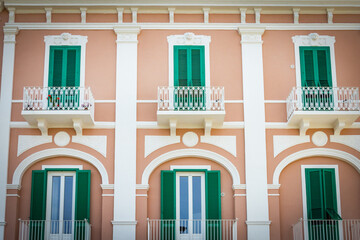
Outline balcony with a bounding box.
[19,219,91,240]
[157,86,225,135]
[286,87,360,135]
[292,219,360,240]
[148,219,237,240]
[21,87,95,135]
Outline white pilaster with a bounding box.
[113,27,140,240]
[240,8,247,23]
[239,28,270,240]
[0,26,18,240]
[168,8,175,23]
[117,8,124,23]
[45,8,52,23]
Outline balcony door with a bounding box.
[46,172,76,240]
[176,172,206,239]
[174,46,206,110]
[299,46,333,110]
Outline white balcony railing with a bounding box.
[23,87,94,112]
[286,87,360,120]
[19,219,91,240]
[158,86,225,111]
[292,219,360,240]
[148,219,237,240]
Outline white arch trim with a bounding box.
[273,148,360,185]
[12,148,109,186]
[141,149,240,187]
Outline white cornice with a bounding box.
[4,0,360,8]
[5,22,360,31]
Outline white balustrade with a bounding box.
[19,219,91,240]
[158,86,225,111]
[292,219,360,240]
[23,87,94,112]
[147,219,237,240]
[286,87,360,120]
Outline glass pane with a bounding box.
[192,176,202,234]
[179,176,189,234]
[63,176,74,234]
[51,176,61,234]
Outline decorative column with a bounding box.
[239,28,271,240]
[0,26,18,240]
[112,27,140,240]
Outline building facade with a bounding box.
[0,0,360,239]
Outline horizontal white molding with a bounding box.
[268,194,280,196]
[9,121,360,129]
[6,184,21,190]
[102,194,114,197]
[264,100,286,103]
[6,194,20,198]
[111,221,137,226]
[14,99,287,104]
[101,184,114,190]
[42,165,83,170]
[234,194,246,197]
[246,221,272,225]
[5,23,360,31]
[135,194,148,197]
[5,1,360,8]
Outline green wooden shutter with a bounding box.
[175,47,189,87]
[300,48,316,87]
[75,170,91,221]
[30,170,47,240]
[48,46,80,87]
[316,48,332,87]
[206,171,221,240]
[49,48,64,87]
[323,169,340,219]
[305,169,324,219]
[160,170,175,239]
[30,170,47,220]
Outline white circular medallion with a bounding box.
[182,132,199,147]
[54,131,70,147]
[312,131,328,147]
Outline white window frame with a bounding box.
[292,33,337,88]
[43,33,88,88]
[167,32,211,88]
[46,171,76,239]
[301,165,342,240]
[176,172,206,239]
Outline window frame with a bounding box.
[43,33,88,88]
[167,32,211,88]
[301,165,342,239]
[176,172,206,238]
[45,171,76,238]
[292,33,337,88]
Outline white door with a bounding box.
[176,172,205,240]
[46,172,76,240]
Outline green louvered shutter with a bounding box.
[30,170,47,240]
[316,48,332,87]
[306,169,324,219]
[300,48,316,87]
[161,171,175,239]
[49,48,64,87]
[206,171,221,239]
[175,47,188,87]
[75,170,91,240]
[323,169,340,219]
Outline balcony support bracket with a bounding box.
[204,119,212,136]
[299,119,309,136]
[334,119,345,136]
[170,119,177,137]
[37,119,48,136]
[73,119,83,136]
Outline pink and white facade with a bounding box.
[0,1,360,240]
